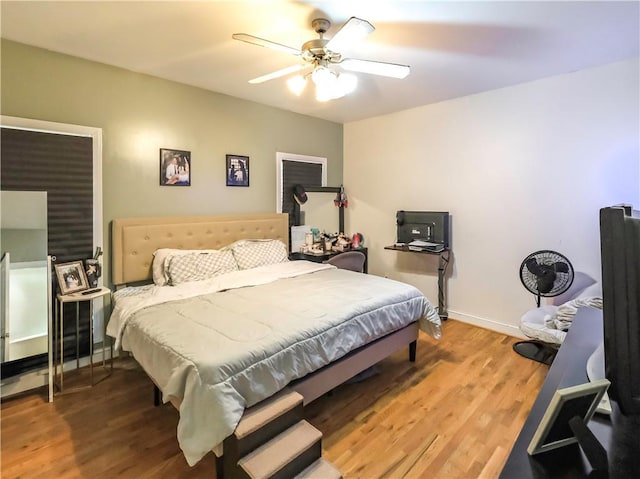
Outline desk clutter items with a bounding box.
[332,233,352,252]
[54,260,91,295]
[395,210,450,252]
[53,247,103,296]
[304,231,343,255]
[84,247,103,289]
[407,239,445,253]
[352,232,364,249]
[292,226,363,255]
[334,185,348,208]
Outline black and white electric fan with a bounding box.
[519,250,574,307]
[514,250,575,364]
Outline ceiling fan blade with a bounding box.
[248,64,307,84]
[232,33,301,56]
[340,58,410,79]
[325,16,374,52]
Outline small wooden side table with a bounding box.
[53,286,112,394]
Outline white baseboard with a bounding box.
[0,346,118,399]
[448,310,527,339]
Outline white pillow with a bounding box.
[165,250,238,285]
[520,305,566,345]
[152,248,218,286]
[551,272,597,305]
[228,239,289,270]
[577,282,602,300]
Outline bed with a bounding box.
[107,213,441,467]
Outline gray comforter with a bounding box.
[108,261,440,465]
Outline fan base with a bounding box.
[513,340,558,365]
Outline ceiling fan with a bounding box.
[232,17,410,101]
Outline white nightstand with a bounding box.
[53,286,112,394]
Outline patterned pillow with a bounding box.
[152,248,218,286]
[112,284,154,299]
[229,239,289,270]
[165,250,238,285]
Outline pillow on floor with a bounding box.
[520,305,566,345]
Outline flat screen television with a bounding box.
[396,211,450,247]
[599,204,640,416]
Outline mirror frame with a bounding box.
[293,186,344,234]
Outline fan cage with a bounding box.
[519,250,575,298]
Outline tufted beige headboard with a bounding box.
[111,213,289,286]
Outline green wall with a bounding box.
[1,39,343,285]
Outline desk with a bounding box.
[290,247,368,274]
[500,307,640,478]
[384,245,450,320]
[53,287,112,394]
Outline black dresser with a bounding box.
[500,307,640,478]
[289,247,368,274]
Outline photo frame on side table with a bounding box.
[226,154,249,187]
[54,261,89,295]
[160,148,191,186]
[527,378,610,456]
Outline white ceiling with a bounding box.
[1,1,638,123]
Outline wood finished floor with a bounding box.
[1,320,547,479]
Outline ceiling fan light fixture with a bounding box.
[311,65,333,86]
[235,16,410,101]
[337,73,358,95]
[315,86,334,102]
[314,73,339,102]
[286,74,307,96]
[309,64,358,101]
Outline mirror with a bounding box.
[0,191,49,362]
[300,192,341,235]
[290,186,345,253]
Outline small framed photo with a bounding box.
[527,379,610,455]
[54,261,90,295]
[226,154,249,187]
[160,148,191,186]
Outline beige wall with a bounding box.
[1,40,343,286]
[345,58,639,335]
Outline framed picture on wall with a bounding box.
[54,261,89,295]
[160,148,191,186]
[226,154,249,187]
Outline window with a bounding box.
[276,152,327,226]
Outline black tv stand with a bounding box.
[500,307,640,478]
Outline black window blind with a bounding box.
[1,127,93,263]
[282,160,323,228]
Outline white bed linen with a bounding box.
[108,261,440,466]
